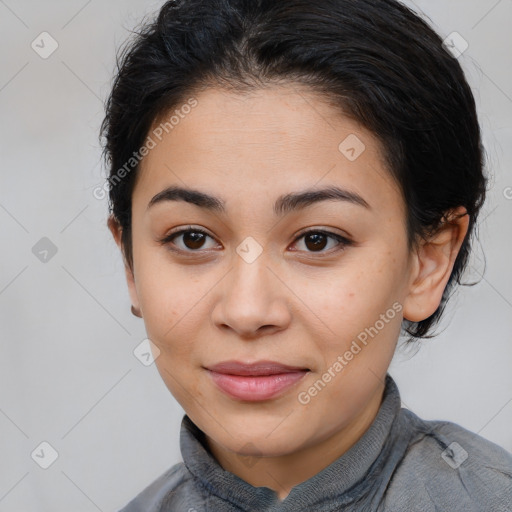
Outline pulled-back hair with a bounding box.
[100,0,487,341]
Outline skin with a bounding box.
[109,85,469,501]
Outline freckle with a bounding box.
[349,293,354,297]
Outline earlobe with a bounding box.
[402,206,469,323]
[131,305,143,318]
[107,215,142,318]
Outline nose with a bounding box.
[211,250,291,339]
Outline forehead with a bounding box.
[133,86,403,219]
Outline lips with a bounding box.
[206,360,309,375]
[205,360,310,401]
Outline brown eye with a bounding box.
[181,231,207,250]
[304,232,328,251]
[159,227,218,252]
[292,229,352,255]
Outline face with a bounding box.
[119,86,417,457]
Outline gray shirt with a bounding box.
[119,374,512,511]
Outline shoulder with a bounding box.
[117,461,190,512]
[385,408,512,512]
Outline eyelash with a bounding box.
[158,226,353,257]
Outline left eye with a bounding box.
[292,230,350,253]
[159,227,351,254]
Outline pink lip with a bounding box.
[205,360,310,401]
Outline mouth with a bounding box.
[204,360,310,401]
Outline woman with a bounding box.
[100,0,512,509]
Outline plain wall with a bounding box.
[0,1,511,510]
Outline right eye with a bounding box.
[158,226,220,253]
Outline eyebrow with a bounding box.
[147,184,370,215]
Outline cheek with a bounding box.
[303,257,402,330]
[134,257,209,404]
[304,251,405,368]
[134,253,200,345]
[134,252,228,367]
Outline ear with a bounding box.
[402,206,469,322]
[107,215,142,316]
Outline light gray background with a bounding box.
[0,1,511,511]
